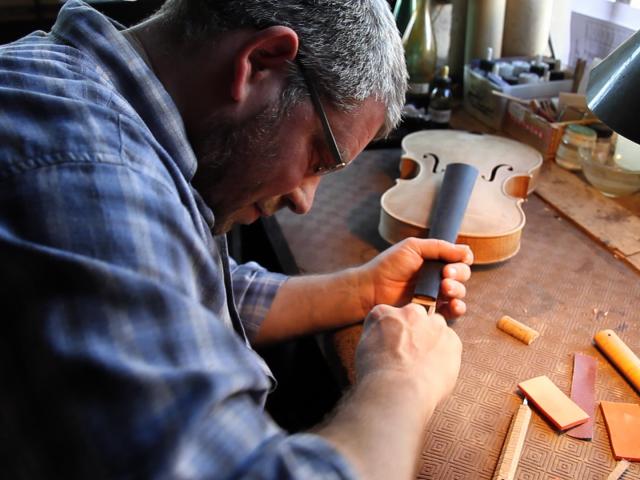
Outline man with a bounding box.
[0,1,472,479]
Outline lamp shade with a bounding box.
[587,28,640,143]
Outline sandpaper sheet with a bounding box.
[600,401,640,461]
[518,375,589,431]
[568,353,598,439]
[274,149,640,479]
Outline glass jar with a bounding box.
[580,147,640,197]
[555,124,597,171]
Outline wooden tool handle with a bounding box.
[492,401,531,480]
[594,329,640,393]
[413,163,478,307]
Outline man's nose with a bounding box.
[285,176,321,214]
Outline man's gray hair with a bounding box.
[156,0,407,136]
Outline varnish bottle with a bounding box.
[402,0,437,111]
[428,65,452,128]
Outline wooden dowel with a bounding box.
[497,315,539,345]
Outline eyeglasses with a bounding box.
[296,59,347,175]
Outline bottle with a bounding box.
[590,123,614,164]
[393,0,416,36]
[478,47,495,76]
[402,0,437,111]
[529,54,548,77]
[428,65,452,128]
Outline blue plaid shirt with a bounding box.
[0,1,355,478]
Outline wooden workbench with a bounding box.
[270,114,640,478]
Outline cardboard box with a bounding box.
[502,101,596,161]
[463,65,573,130]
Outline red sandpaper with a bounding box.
[567,353,597,439]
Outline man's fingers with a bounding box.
[436,298,467,319]
[405,303,447,326]
[405,238,474,265]
[366,303,447,328]
[441,278,467,299]
[442,262,471,282]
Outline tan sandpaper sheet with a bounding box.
[274,149,640,478]
[600,401,640,461]
[518,375,589,430]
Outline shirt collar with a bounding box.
[51,0,198,182]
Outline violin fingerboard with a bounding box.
[414,163,478,303]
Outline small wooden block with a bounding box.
[567,353,597,440]
[492,400,531,480]
[497,315,540,345]
[518,375,590,430]
[600,401,640,461]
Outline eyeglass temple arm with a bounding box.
[295,60,344,165]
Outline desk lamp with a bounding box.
[585,29,640,196]
[587,28,640,144]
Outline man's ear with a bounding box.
[231,26,299,103]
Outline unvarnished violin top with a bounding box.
[379,130,543,264]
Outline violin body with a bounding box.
[379,130,543,264]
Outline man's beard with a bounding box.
[191,102,286,234]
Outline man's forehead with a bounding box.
[331,98,387,156]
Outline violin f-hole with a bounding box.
[482,164,514,182]
[424,153,440,173]
[400,153,441,179]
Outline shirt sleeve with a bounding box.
[0,160,356,480]
[229,257,288,340]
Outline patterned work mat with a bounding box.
[274,148,640,479]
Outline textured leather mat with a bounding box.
[274,148,640,479]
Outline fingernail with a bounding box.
[448,267,457,277]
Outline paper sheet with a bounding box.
[569,12,634,67]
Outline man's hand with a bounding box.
[317,303,462,479]
[354,237,473,320]
[256,238,471,345]
[356,303,462,398]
